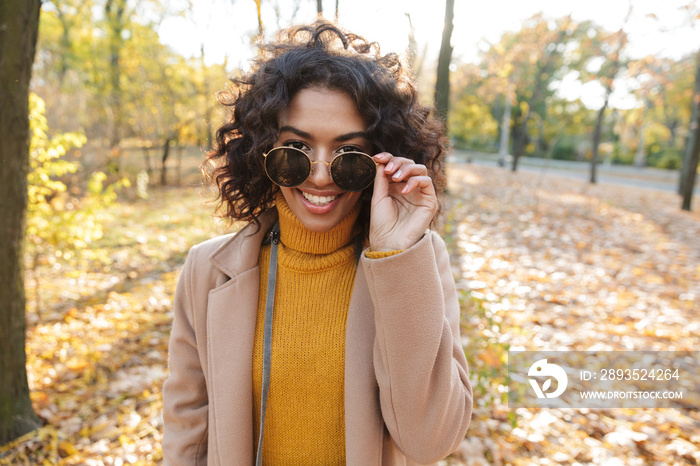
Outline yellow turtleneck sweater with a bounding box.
[252,195,361,465]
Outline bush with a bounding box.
[27,93,129,315]
[551,137,577,161]
[647,148,682,170]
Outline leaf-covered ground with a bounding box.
[1,163,698,465]
[444,165,699,466]
[2,185,229,465]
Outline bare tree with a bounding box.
[498,89,513,167]
[0,0,43,443]
[105,0,128,171]
[681,48,700,211]
[434,0,455,124]
[254,0,264,37]
[405,14,418,74]
[272,0,303,30]
[589,26,627,183]
[680,48,700,198]
[404,13,427,80]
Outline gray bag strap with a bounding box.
[256,221,280,466]
[255,224,363,465]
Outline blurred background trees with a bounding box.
[27,0,700,196]
[34,0,227,185]
[447,4,699,202]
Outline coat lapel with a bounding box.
[345,261,384,464]
[205,212,277,465]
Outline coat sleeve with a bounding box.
[362,231,472,464]
[162,246,209,465]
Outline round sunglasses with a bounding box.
[263,146,377,192]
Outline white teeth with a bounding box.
[302,191,339,206]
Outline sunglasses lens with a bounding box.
[265,148,310,187]
[331,152,376,192]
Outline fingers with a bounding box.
[400,175,436,196]
[372,152,428,184]
[372,161,390,199]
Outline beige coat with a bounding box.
[162,210,472,465]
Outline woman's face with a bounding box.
[274,87,371,233]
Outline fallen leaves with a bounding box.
[2,187,228,465]
[444,164,700,465]
[2,163,699,465]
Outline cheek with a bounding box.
[344,192,363,208]
[280,187,296,205]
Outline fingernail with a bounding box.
[392,169,402,179]
[386,162,395,172]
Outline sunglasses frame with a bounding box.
[263,146,377,192]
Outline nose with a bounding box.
[307,155,334,187]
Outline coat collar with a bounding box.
[208,209,279,279]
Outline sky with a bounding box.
[157,0,698,108]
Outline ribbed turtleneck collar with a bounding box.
[275,193,361,255]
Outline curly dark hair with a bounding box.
[203,19,447,237]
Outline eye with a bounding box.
[283,140,311,153]
[336,145,363,154]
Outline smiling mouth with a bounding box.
[301,191,340,206]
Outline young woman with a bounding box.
[162,20,472,466]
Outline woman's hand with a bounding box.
[368,152,438,252]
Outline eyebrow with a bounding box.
[279,125,369,143]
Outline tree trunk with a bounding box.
[591,28,625,184]
[404,13,426,80]
[200,45,213,151]
[498,93,512,167]
[405,14,417,76]
[105,0,126,170]
[634,123,646,167]
[537,117,546,155]
[633,100,649,168]
[254,0,263,38]
[681,50,700,211]
[511,109,530,172]
[0,0,43,444]
[590,87,611,184]
[679,49,700,195]
[512,62,549,171]
[55,4,72,88]
[681,120,700,211]
[161,138,172,186]
[142,146,153,175]
[176,143,183,187]
[434,0,455,125]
